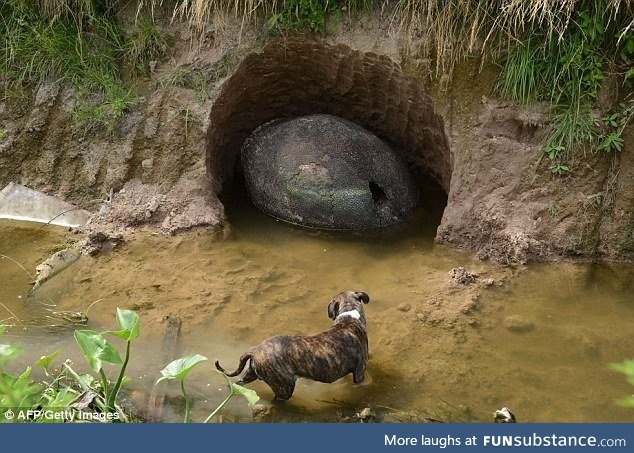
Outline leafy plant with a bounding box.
[496,1,633,175]
[157,354,207,423]
[1,308,140,423]
[74,308,139,414]
[549,163,570,177]
[0,129,6,141]
[156,355,259,423]
[204,370,259,423]
[0,327,43,421]
[266,0,340,33]
[610,360,634,408]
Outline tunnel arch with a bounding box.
[205,37,452,224]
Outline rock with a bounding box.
[145,197,161,218]
[80,231,123,256]
[449,267,478,285]
[494,407,516,423]
[142,158,154,169]
[504,315,535,333]
[355,407,376,422]
[482,277,495,287]
[251,403,272,422]
[397,303,412,312]
[241,114,419,230]
[33,249,81,287]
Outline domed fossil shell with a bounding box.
[241,114,420,230]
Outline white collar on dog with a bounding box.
[336,309,361,321]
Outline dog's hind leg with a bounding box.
[352,362,366,384]
[265,377,296,401]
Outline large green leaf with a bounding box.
[157,354,207,383]
[74,330,122,373]
[230,381,259,406]
[107,308,140,341]
[36,350,61,372]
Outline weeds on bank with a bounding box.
[124,17,167,76]
[0,309,137,422]
[0,1,166,132]
[158,0,368,34]
[265,0,368,33]
[1,308,259,423]
[495,1,633,175]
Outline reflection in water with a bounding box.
[0,193,633,422]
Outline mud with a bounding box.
[2,199,633,423]
[0,11,631,263]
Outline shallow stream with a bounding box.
[1,195,632,422]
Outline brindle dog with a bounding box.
[215,291,370,400]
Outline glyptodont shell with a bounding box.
[241,114,419,230]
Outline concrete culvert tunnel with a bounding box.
[206,37,452,231]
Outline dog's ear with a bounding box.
[328,301,339,320]
[355,291,370,304]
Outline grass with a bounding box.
[124,17,167,75]
[159,48,241,101]
[495,0,632,174]
[143,0,369,33]
[0,1,165,131]
[1,0,631,174]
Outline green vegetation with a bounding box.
[157,354,208,423]
[1,309,137,422]
[496,1,633,174]
[0,0,165,131]
[1,0,631,175]
[124,17,167,76]
[159,49,241,101]
[164,0,367,33]
[74,308,139,414]
[1,308,259,422]
[265,0,368,33]
[610,360,634,408]
[157,355,259,423]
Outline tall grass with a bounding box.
[494,0,632,172]
[2,0,632,170]
[139,0,369,32]
[1,0,165,130]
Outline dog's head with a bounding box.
[327,291,370,328]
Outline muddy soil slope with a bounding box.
[0,15,631,263]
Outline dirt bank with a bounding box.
[0,12,631,263]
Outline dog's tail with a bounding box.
[215,353,251,377]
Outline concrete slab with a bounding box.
[0,182,92,228]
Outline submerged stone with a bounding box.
[241,114,419,230]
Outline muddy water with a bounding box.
[1,201,633,422]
